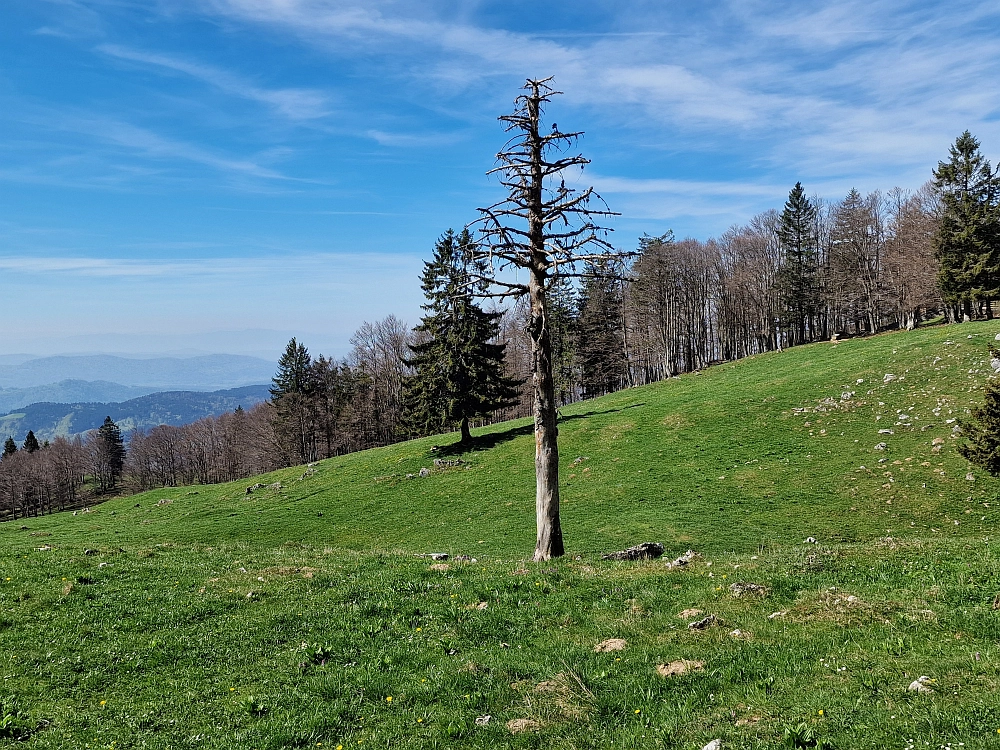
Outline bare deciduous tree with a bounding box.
[470,77,625,561]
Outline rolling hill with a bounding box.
[1,322,999,749]
[0,385,270,442]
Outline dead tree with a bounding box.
[470,77,625,561]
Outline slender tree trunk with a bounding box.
[529,266,564,561]
[460,415,472,444]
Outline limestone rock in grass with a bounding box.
[992,357,1000,372]
[419,467,430,478]
[728,628,752,640]
[907,676,935,694]
[601,542,664,561]
[702,740,722,750]
[729,582,768,598]
[993,593,1000,611]
[415,552,449,561]
[657,659,704,678]
[688,614,720,630]
[883,373,897,383]
[84,548,98,556]
[874,442,887,451]
[677,608,704,619]
[665,549,700,569]
[878,429,894,435]
[475,715,491,726]
[245,483,265,494]
[433,458,464,467]
[506,718,541,734]
[594,638,627,653]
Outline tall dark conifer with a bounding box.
[270,338,316,465]
[576,262,626,398]
[932,131,1000,321]
[776,182,821,345]
[3,437,16,459]
[22,431,39,454]
[403,228,520,443]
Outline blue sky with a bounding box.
[2,0,999,359]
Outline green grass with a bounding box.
[2,322,1000,748]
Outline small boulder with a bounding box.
[907,676,934,694]
[666,549,700,569]
[688,614,720,630]
[601,542,664,561]
[702,741,722,750]
[729,582,768,598]
[418,467,430,478]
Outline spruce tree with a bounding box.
[576,262,626,398]
[776,182,822,345]
[403,228,521,444]
[2,437,16,459]
[22,431,39,454]
[270,338,317,465]
[91,416,126,492]
[959,349,1000,475]
[932,131,1000,321]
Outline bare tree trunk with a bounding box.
[529,267,563,560]
[460,415,472,444]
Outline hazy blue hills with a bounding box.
[0,380,157,415]
[0,354,276,390]
[0,385,270,443]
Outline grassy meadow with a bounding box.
[2,321,1000,748]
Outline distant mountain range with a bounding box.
[0,385,271,443]
[0,380,157,415]
[0,354,276,391]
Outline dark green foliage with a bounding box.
[93,416,126,492]
[958,347,1000,475]
[2,437,15,459]
[403,229,521,442]
[576,262,627,398]
[21,431,39,454]
[271,338,317,464]
[547,277,579,405]
[776,182,822,344]
[932,131,1000,319]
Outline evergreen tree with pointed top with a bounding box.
[89,416,125,493]
[270,337,317,465]
[959,347,1000,475]
[403,228,521,443]
[933,131,1000,321]
[2,437,16,459]
[22,431,39,454]
[776,182,822,345]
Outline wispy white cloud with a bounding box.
[97,44,331,120]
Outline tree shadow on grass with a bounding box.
[430,402,646,457]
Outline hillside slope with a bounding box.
[1,322,999,749]
[13,320,999,555]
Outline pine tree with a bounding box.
[403,228,521,444]
[547,277,579,406]
[576,262,626,398]
[89,416,126,492]
[932,131,1000,321]
[959,349,1000,475]
[2,437,16,459]
[270,338,317,465]
[22,431,39,454]
[776,182,822,345]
